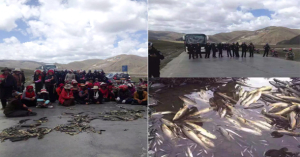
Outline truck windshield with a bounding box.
[44,65,56,70]
[185,35,206,44]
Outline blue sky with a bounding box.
[249,9,274,19]
[0,0,147,63]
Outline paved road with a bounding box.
[161,51,300,77]
[0,102,147,157]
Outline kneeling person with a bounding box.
[4,92,37,117]
[90,86,103,104]
[59,84,75,106]
[21,85,37,107]
[133,86,147,105]
[37,89,53,108]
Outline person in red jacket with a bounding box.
[21,85,37,107]
[59,84,75,106]
[99,82,110,102]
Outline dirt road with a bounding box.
[160,51,300,77]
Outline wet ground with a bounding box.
[149,78,300,157]
[160,51,300,77]
[0,102,147,157]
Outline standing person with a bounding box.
[0,67,16,109]
[33,70,43,95]
[20,70,25,91]
[65,70,75,84]
[132,86,147,105]
[248,43,255,57]
[59,84,75,106]
[205,42,211,58]
[85,70,94,83]
[196,43,202,58]
[231,43,235,57]
[187,44,195,59]
[217,43,223,58]
[4,92,37,117]
[226,43,232,57]
[148,42,164,78]
[211,43,217,58]
[21,85,37,107]
[235,42,240,57]
[12,68,23,92]
[44,69,56,103]
[263,43,271,57]
[241,42,248,58]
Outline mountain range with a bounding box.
[149,26,300,45]
[0,54,147,74]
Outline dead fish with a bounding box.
[184,118,213,123]
[197,133,215,148]
[274,130,300,137]
[236,81,255,88]
[237,127,262,136]
[289,111,297,130]
[161,118,176,127]
[274,104,299,115]
[161,124,176,141]
[225,128,242,138]
[247,119,271,131]
[185,122,217,139]
[182,126,210,150]
[248,86,272,95]
[226,117,241,127]
[216,92,237,104]
[240,91,249,102]
[187,147,193,157]
[244,91,262,107]
[220,108,227,118]
[18,119,31,124]
[278,96,300,103]
[173,105,189,121]
[219,126,232,141]
[179,96,197,105]
[236,117,262,132]
[244,104,264,109]
[261,108,288,122]
[239,88,245,97]
[241,93,254,106]
[188,107,213,117]
[151,111,175,116]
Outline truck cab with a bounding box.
[183,34,208,54]
[36,64,58,72]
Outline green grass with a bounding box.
[254,45,300,61]
[150,40,185,70]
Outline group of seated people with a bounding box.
[3,79,148,117]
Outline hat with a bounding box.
[100,82,107,86]
[64,84,73,89]
[71,79,78,84]
[80,83,86,87]
[12,91,22,97]
[26,85,33,90]
[127,83,132,88]
[13,68,21,72]
[40,89,48,93]
[1,67,12,72]
[137,86,143,91]
[91,86,99,90]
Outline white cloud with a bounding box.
[0,0,147,63]
[149,0,300,34]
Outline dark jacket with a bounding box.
[264,44,270,51]
[148,48,164,67]
[241,44,248,51]
[85,73,94,81]
[38,93,50,100]
[90,90,103,101]
[45,75,56,86]
[217,43,223,50]
[0,74,17,89]
[248,44,255,51]
[118,89,132,100]
[205,44,211,52]
[4,98,28,115]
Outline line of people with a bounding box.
[0,67,148,117]
[187,42,271,59]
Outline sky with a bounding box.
[149,0,300,35]
[0,0,147,63]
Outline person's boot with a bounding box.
[28,112,37,116]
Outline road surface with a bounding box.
[0,102,147,157]
[161,51,300,77]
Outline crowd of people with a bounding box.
[0,67,148,117]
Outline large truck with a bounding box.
[183,34,208,54]
[36,64,58,72]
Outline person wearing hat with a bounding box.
[4,91,37,117]
[0,67,17,109]
[45,69,57,103]
[12,68,24,92]
[204,42,211,58]
[71,80,80,103]
[85,70,94,83]
[90,86,103,104]
[59,84,75,106]
[116,85,133,104]
[78,83,89,104]
[132,86,147,105]
[99,82,112,102]
[127,83,136,97]
[37,89,53,108]
[55,83,65,98]
[21,85,37,107]
[241,42,248,58]
[33,70,44,94]
[148,42,164,78]
[65,70,75,83]
[263,43,271,57]
[94,78,100,87]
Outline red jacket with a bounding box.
[59,88,74,104]
[99,88,109,98]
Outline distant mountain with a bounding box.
[0,54,147,74]
[149,30,184,41]
[277,34,300,45]
[149,26,300,45]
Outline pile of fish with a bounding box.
[0,117,52,142]
[149,78,300,156]
[55,112,103,135]
[99,106,145,121]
